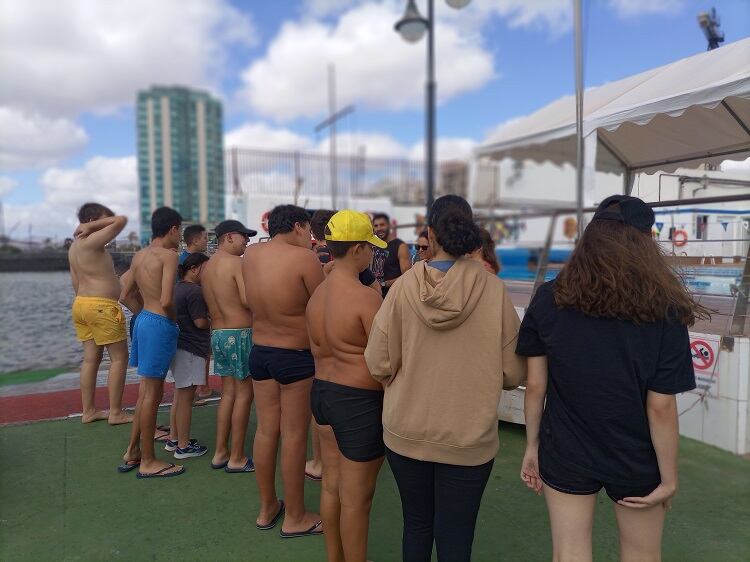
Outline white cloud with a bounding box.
[5,157,138,239]
[225,123,314,152]
[608,0,683,17]
[0,176,18,198]
[0,107,89,171]
[409,137,476,161]
[317,132,407,158]
[239,2,494,121]
[304,0,359,17]
[0,0,255,117]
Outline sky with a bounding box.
[1,0,749,239]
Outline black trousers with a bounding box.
[386,448,494,562]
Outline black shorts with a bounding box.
[311,378,385,462]
[539,445,659,502]
[248,345,315,385]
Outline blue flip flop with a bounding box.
[256,500,285,531]
[117,460,140,473]
[136,463,185,479]
[279,519,323,539]
[224,458,255,473]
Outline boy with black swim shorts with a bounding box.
[306,210,386,562]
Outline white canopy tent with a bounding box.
[476,37,750,203]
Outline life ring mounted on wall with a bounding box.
[672,229,688,247]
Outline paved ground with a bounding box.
[0,407,748,562]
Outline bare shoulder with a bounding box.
[355,282,382,309]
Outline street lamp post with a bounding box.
[395,0,471,213]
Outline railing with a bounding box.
[483,193,750,337]
[225,147,470,205]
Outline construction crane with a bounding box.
[697,7,725,50]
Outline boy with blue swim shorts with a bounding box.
[119,206,186,479]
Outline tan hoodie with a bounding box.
[365,258,526,466]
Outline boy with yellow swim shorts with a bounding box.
[69,202,132,425]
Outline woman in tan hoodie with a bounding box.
[365,195,526,562]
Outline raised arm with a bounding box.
[160,251,179,319]
[78,215,128,249]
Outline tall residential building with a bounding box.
[136,86,224,243]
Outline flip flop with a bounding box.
[280,519,323,539]
[224,458,255,473]
[154,430,170,443]
[117,460,141,473]
[136,463,185,479]
[211,459,229,470]
[305,471,322,482]
[256,500,285,531]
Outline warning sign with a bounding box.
[690,340,714,370]
[689,333,720,395]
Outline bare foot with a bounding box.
[281,511,324,535]
[256,499,283,527]
[123,448,141,464]
[212,453,229,467]
[138,459,183,476]
[305,459,322,479]
[108,410,134,425]
[81,410,109,424]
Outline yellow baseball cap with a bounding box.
[325,210,387,249]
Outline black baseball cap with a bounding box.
[592,195,655,234]
[214,220,257,239]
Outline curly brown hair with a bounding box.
[554,217,710,326]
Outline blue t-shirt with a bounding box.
[428,260,456,272]
[178,250,190,265]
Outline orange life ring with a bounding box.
[672,229,688,247]
[261,211,270,233]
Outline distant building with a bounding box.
[136,86,224,243]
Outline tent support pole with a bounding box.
[574,0,585,239]
[722,100,750,137]
[622,168,634,195]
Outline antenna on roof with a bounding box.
[697,7,725,51]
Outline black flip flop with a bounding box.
[256,500,285,531]
[117,460,141,473]
[136,463,185,479]
[279,519,323,539]
[211,459,229,470]
[225,458,255,473]
[305,471,322,482]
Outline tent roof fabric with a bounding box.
[477,38,750,174]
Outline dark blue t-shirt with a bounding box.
[516,280,695,485]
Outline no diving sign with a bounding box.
[689,334,720,395]
[690,340,715,370]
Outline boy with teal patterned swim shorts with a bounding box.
[212,328,253,380]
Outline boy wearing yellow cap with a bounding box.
[306,210,386,562]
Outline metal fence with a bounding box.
[225,147,469,206]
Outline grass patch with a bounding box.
[0,367,71,387]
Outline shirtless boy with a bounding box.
[243,205,325,537]
[201,219,257,472]
[120,206,184,478]
[307,210,385,562]
[69,202,132,425]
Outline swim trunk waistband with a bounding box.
[311,377,385,462]
[74,296,120,305]
[249,344,314,385]
[137,310,177,326]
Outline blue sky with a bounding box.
[1,0,748,236]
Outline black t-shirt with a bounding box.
[371,238,405,297]
[174,280,210,359]
[516,281,696,485]
[316,245,376,287]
